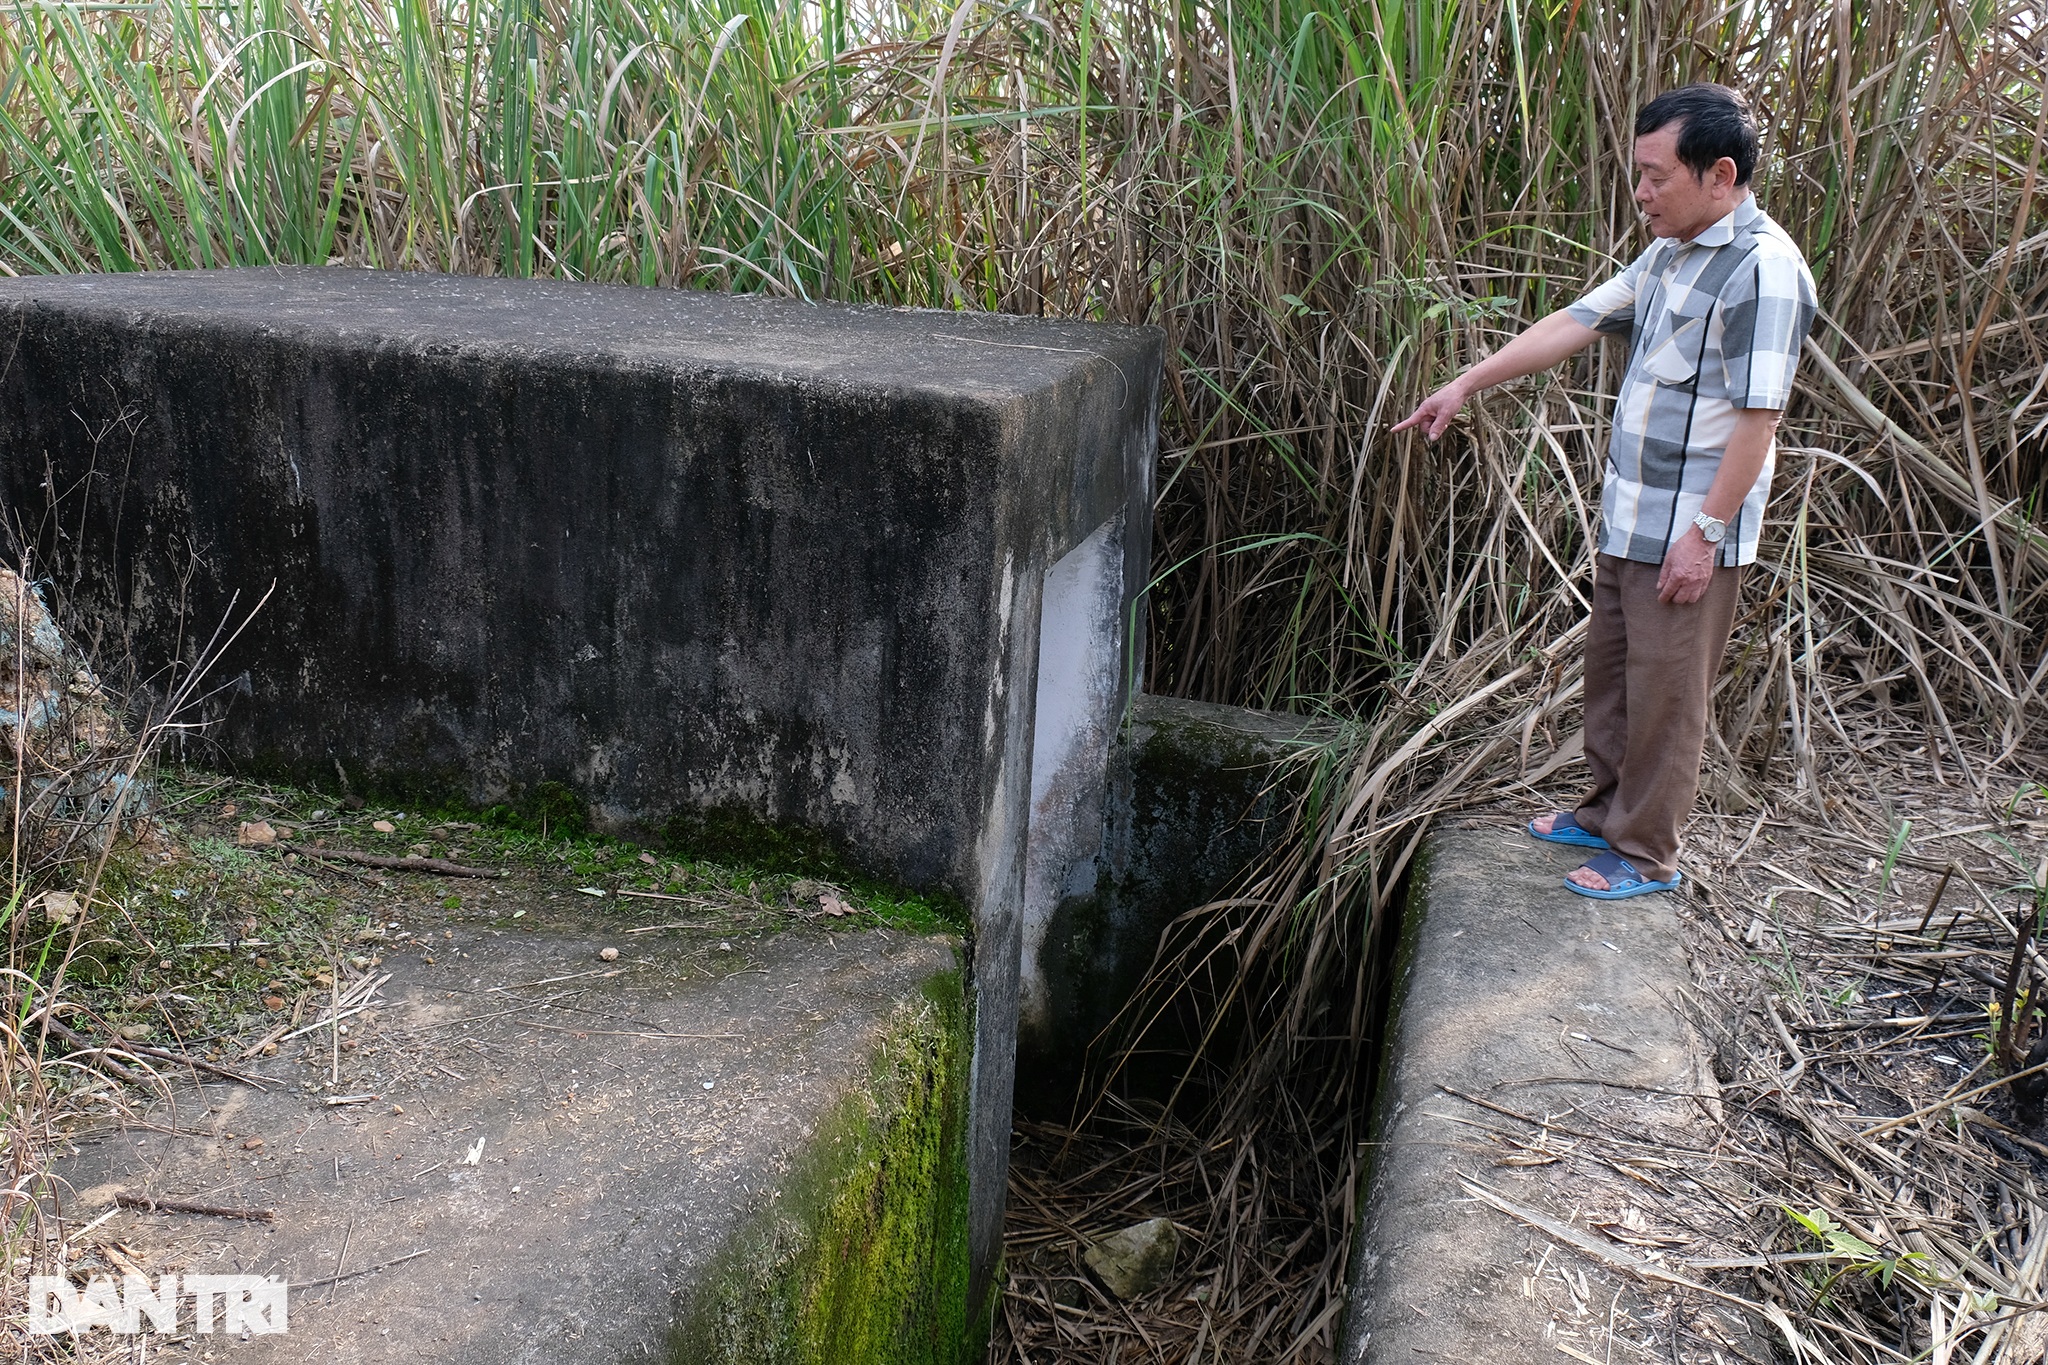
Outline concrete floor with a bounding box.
[53,907,957,1363]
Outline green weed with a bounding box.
[1783,1205,1940,1297]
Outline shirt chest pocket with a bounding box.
[1638,310,1712,387]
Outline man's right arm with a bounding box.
[1392,310,1605,442]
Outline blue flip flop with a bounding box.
[1527,811,1611,850]
[1563,851,1682,900]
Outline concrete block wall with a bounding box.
[0,268,1161,1317]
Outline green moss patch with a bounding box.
[41,768,959,1070]
[667,969,980,1365]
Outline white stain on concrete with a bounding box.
[1018,514,1125,1030]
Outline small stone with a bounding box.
[118,1023,151,1040]
[599,947,619,962]
[262,996,286,1011]
[1083,1218,1180,1300]
[241,1137,264,1151]
[372,819,396,834]
[236,820,277,847]
[34,890,79,925]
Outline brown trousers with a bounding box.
[1573,553,1743,882]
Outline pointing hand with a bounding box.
[1391,382,1469,442]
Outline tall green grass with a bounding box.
[0,0,2044,1358]
[1,0,2038,719]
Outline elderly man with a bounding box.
[1395,83,1817,899]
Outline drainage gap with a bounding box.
[999,709,1413,1362]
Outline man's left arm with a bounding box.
[1655,406,1778,604]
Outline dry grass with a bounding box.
[1666,781,2048,1363]
[0,547,264,1357]
[1000,1099,1343,1362]
[999,764,2048,1365]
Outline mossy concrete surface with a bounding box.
[0,267,1163,1309]
[55,900,974,1363]
[668,972,976,1365]
[1018,694,1336,1100]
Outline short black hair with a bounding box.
[1636,84,1759,185]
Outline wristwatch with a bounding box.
[1692,511,1727,545]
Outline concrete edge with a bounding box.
[1339,823,1716,1362]
[667,949,983,1365]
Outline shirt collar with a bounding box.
[1684,193,1757,249]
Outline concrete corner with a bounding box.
[0,269,1166,1311]
[1016,694,1336,1103]
[61,914,971,1364]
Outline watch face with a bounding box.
[1696,513,1725,543]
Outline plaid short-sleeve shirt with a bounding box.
[1565,195,1817,567]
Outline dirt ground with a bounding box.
[5,775,963,1363]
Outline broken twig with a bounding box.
[280,844,503,879]
[114,1191,274,1222]
[43,1017,269,1089]
[295,1246,432,1292]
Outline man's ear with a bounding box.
[1714,156,1739,193]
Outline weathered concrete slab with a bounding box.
[1017,694,1334,1100]
[53,911,966,1363]
[1341,824,1713,1362]
[0,268,1164,1303]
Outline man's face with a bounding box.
[1632,124,1740,241]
